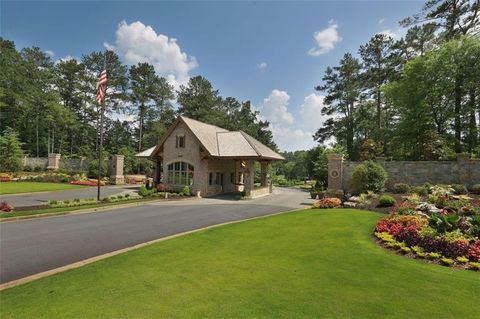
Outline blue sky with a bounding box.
[1,0,424,151]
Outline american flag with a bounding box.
[95,70,108,103]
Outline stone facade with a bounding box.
[328,154,480,195]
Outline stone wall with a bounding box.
[328,154,480,194]
[22,157,48,169]
[59,158,90,171]
[23,156,90,171]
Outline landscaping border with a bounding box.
[0,196,199,222]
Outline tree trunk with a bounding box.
[467,89,477,153]
[454,75,463,153]
[376,86,381,129]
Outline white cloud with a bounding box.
[257,61,267,70]
[270,125,316,152]
[259,89,294,125]
[299,93,328,132]
[256,91,329,151]
[377,28,407,40]
[378,18,385,25]
[105,20,198,89]
[308,20,342,56]
[45,50,55,57]
[54,55,78,65]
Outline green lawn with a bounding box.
[1,209,478,318]
[0,182,85,195]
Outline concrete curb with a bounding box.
[0,208,301,291]
[0,197,200,223]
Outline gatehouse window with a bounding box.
[176,135,185,148]
[166,162,194,185]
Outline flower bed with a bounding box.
[373,186,480,271]
[70,180,105,186]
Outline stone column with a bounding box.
[260,161,268,187]
[47,153,61,170]
[457,153,471,187]
[244,159,255,198]
[326,154,344,197]
[109,155,125,185]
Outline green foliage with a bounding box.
[0,127,24,172]
[451,184,468,195]
[393,183,411,194]
[182,186,191,196]
[379,195,396,207]
[471,184,480,194]
[138,186,156,197]
[88,158,108,179]
[411,185,428,197]
[351,161,387,193]
[428,213,461,233]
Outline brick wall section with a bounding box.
[329,154,480,194]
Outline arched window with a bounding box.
[166,162,194,185]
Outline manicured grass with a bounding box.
[1,209,478,318]
[0,182,85,195]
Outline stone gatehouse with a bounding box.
[138,116,284,198]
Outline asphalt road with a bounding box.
[1,185,139,207]
[0,188,312,284]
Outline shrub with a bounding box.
[0,201,14,212]
[379,195,396,207]
[182,186,191,196]
[470,184,480,194]
[391,201,417,215]
[73,198,81,203]
[456,256,469,263]
[351,161,387,193]
[0,127,24,172]
[63,199,70,204]
[451,184,468,195]
[139,186,150,197]
[156,183,170,192]
[23,165,32,172]
[411,186,428,197]
[393,183,410,194]
[117,195,123,199]
[440,257,454,266]
[469,262,480,270]
[468,241,480,261]
[312,197,342,209]
[125,193,130,198]
[33,165,43,172]
[48,200,58,205]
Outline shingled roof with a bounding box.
[139,116,284,161]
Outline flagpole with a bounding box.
[97,98,105,201]
[97,53,107,202]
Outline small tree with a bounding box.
[0,127,24,172]
[351,160,387,193]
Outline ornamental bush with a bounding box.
[351,161,387,193]
[379,195,396,207]
[471,184,480,194]
[451,184,468,195]
[393,183,410,194]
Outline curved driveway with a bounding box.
[0,188,312,284]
